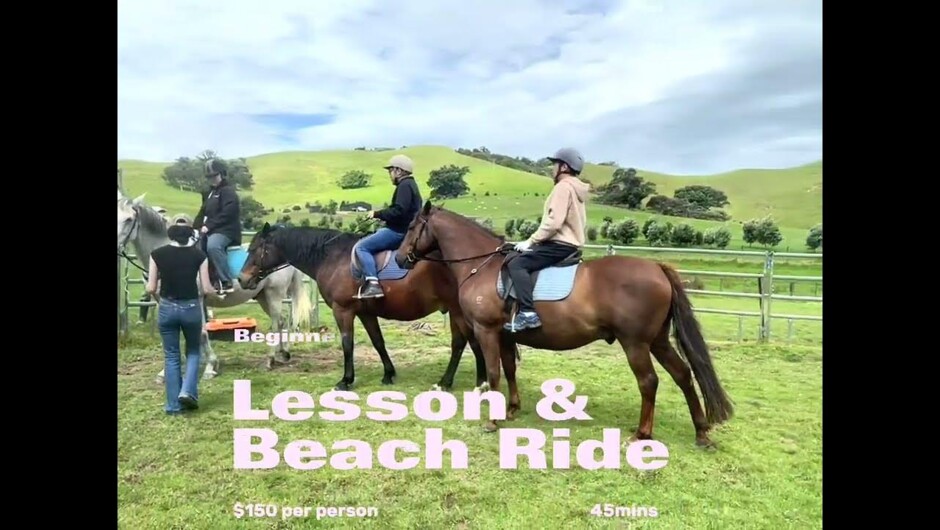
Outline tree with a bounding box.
[595,168,656,209]
[516,220,539,239]
[674,185,729,209]
[161,150,254,193]
[587,226,598,241]
[642,217,658,239]
[805,224,822,251]
[609,219,640,245]
[428,165,471,199]
[703,226,732,249]
[504,219,516,238]
[646,221,673,247]
[742,216,783,247]
[337,170,372,189]
[240,195,267,230]
[670,223,698,247]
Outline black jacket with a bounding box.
[375,176,422,233]
[194,179,242,245]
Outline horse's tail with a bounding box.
[289,269,312,331]
[658,263,734,425]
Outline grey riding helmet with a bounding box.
[204,158,228,177]
[547,147,584,174]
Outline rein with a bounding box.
[403,216,508,289]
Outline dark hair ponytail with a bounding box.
[167,225,194,245]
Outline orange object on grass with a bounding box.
[205,317,257,341]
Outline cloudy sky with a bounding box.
[117,0,822,175]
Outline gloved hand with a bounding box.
[514,240,532,252]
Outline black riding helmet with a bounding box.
[204,158,228,178]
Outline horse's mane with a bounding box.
[435,207,507,242]
[269,226,363,266]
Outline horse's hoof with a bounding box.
[202,371,218,380]
[483,421,499,432]
[334,382,351,391]
[381,376,395,385]
[695,438,717,450]
[155,377,164,385]
[474,382,491,394]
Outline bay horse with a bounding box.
[118,192,312,381]
[394,201,734,447]
[238,221,501,392]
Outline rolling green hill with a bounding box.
[119,145,821,251]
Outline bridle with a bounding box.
[117,203,148,274]
[250,239,293,283]
[402,215,508,289]
[249,230,343,282]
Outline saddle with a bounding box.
[496,242,583,307]
[206,245,249,286]
[349,246,410,281]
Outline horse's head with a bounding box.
[396,200,440,270]
[117,193,146,253]
[239,222,287,290]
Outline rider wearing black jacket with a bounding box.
[194,159,241,293]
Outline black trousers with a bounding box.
[507,241,577,311]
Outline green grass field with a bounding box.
[118,145,822,528]
[118,252,822,529]
[118,146,822,252]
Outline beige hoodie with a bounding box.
[527,175,591,248]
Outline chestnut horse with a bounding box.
[239,222,507,392]
[395,201,734,447]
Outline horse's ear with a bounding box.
[261,222,271,233]
[132,193,146,206]
[422,200,432,215]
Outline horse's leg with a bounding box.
[433,315,469,391]
[334,307,356,391]
[618,337,658,441]
[138,293,150,324]
[255,291,287,369]
[499,332,521,420]
[357,313,396,385]
[201,301,219,379]
[650,330,713,448]
[474,324,504,432]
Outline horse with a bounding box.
[394,201,734,448]
[237,221,502,392]
[117,192,313,381]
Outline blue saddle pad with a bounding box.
[497,263,580,301]
[350,249,410,281]
[226,247,249,278]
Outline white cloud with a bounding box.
[118,0,822,174]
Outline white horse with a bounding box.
[118,191,312,381]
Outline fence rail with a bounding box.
[118,237,821,343]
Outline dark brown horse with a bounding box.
[239,222,499,392]
[394,201,734,447]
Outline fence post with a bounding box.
[117,254,123,341]
[759,251,775,342]
[606,244,614,256]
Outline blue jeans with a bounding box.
[355,228,405,278]
[158,298,203,414]
[206,233,233,283]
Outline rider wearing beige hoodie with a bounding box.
[506,147,592,332]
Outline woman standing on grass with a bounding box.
[146,221,218,415]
